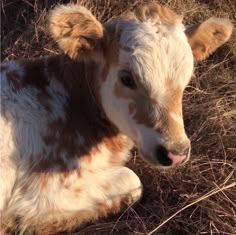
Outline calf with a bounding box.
[0,3,232,234]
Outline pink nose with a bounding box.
[168,152,186,165]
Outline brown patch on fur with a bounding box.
[132,101,157,127]
[58,169,80,188]
[43,119,79,168]
[113,68,162,127]
[5,194,130,235]
[3,56,63,96]
[77,134,131,166]
[6,70,22,91]
[114,72,184,133]
[38,174,48,190]
[127,77,184,141]
[185,18,233,61]
[4,168,138,235]
[18,59,49,89]
[30,54,128,172]
[36,173,51,191]
[2,39,123,173]
[102,183,112,192]
[100,21,120,81]
[135,3,182,27]
[18,56,64,90]
[37,92,51,112]
[96,188,141,219]
[49,4,104,60]
[165,79,183,116]
[96,196,129,218]
[3,58,60,94]
[155,83,184,141]
[33,150,72,173]
[97,201,111,216]
[59,174,66,186]
[74,187,81,194]
[163,111,183,138]
[19,172,51,194]
[8,209,97,235]
[114,80,158,127]
[104,136,131,165]
[111,199,123,214]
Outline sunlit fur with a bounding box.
[101,19,194,162]
[0,3,232,234]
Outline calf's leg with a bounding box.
[4,166,142,234]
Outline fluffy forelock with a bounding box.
[118,20,194,96]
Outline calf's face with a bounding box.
[49,3,233,168]
[101,16,193,167]
[100,5,232,167]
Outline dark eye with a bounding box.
[119,71,136,89]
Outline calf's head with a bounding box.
[49,3,233,168]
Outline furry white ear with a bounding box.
[185,17,233,61]
[49,4,104,60]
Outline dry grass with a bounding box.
[1,0,236,234]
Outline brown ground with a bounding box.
[1,0,236,234]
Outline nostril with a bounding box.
[155,146,172,166]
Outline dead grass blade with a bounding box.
[148,174,236,235]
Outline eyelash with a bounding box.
[119,71,136,89]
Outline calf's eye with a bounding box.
[119,71,136,89]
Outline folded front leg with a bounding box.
[4,166,142,234]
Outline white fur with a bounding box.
[6,166,141,227]
[0,117,17,211]
[1,2,219,233]
[101,19,193,155]
[101,67,138,140]
[118,20,194,92]
[1,61,71,214]
[1,69,69,163]
[0,58,139,232]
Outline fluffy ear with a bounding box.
[135,3,182,27]
[49,4,104,60]
[185,18,233,61]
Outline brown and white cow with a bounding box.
[0,3,233,234]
